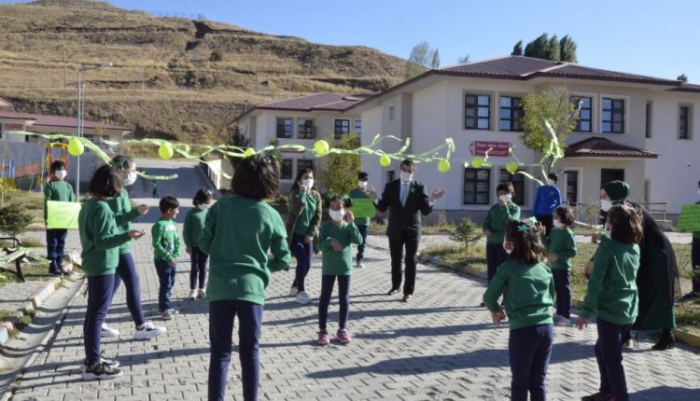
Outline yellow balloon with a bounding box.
[506,161,518,174]
[314,140,330,156]
[438,159,450,173]
[379,154,391,167]
[472,157,484,168]
[158,142,174,160]
[243,148,256,158]
[67,138,84,156]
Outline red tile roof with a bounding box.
[256,92,365,112]
[0,111,38,120]
[668,83,700,93]
[564,137,658,159]
[0,110,130,131]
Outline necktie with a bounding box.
[401,183,408,206]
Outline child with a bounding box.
[533,172,562,236]
[482,182,521,295]
[103,155,166,340]
[152,180,159,198]
[184,189,213,300]
[483,219,554,401]
[44,160,75,275]
[317,195,362,346]
[151,196,181,320]
[576,205,643,401]
[539,205,577,326]
[78,164,145,380]
[199,154,291,401]
[348,172,371,269]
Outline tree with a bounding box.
[519,34,578,62]
[318,133,361,196]
[404,41,439,80]
[0,203,33,238]
[511,40,523,56]
[431,49,441,69]
[227,125,250,169]
[524,33,551,60]
[457,54,470,64]
[265,138,282,162]
[559,35,577,62]
[547,35,560,61]
[678,74,688,83]
[449,217,484,253]
[521,87,581,172]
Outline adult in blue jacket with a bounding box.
[533,173,562,236]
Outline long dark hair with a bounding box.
[291,167,314,191]
[505,219,544,265]
[607,204,643,245]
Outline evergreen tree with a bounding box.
[678,74,688,83]
[560,35,577,62]
[431,49,441,69]
[511,40,523,56]
[457,54,470,64]
[548,35,560,61]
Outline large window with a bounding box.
[565,171,579,204]
[679,105,691,140]
[601,169,625,187]
[499,168,524,205]
[276,117,293,138]
[499,96,524,132]
[297,118,315,139]
[464,94,491,130]
[354,119,362,135]
[572,96,592,132]
[281,159,293,180]
[297,159,314,176]
[463,168,490,205]
[602,98,625,134]
[334,119,350,139]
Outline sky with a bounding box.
[37,0,700,82]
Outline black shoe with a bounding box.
[652,332,676,351]
[48,269,62,276]
[402,294,412,303]
[387,288,400,296]
[679,291,698,303]
[479,302,485,307]
[82,361,123,381]
[581,392,609,401]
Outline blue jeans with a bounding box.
[509,324,553,401]
[552,269,571,318]
[190,247,209,290]
[318,275,351,331]
[46,229,68,271]
[595,318,631,401]
[291,234,313,292]
[84,274,115,365]
[110,253,145,327]
[209,300,263,401]
[355,224,369,263]
[155,260,176,312]
[486,242,508,283]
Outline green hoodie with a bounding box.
[106,189,141,254]
[540,227,577,270]
[151,218,181,263]
[78,199,131,277]
[319,220,363,276]
[183,207,208,249]
[44,180,75,221]
[482,203,520,244]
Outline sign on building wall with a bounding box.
[470,141,512,157]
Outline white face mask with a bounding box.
[302,178,314,189]
[546,178,555,186]
[503,240,512,254]
[358,181,368,189]
[554,220,564,228]
[603,226,612,239]
[55,170,67,180]
[198,203,210,210]
[329,209,345,222]
[124,172,138,186]
[499,194,513,203]
[600,199,613,212]
[400,171,413,183]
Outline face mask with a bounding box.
[600,199,613,212]
[358,181,368,188]
[199,203,210,210]
[499,194,513,203]
[302,178,314,188]
[329,209,345,222]
[554,220,564,228]
[124,172,138,186]
[503,240,512,254]
[55,170,67,180]
[400,171,413,183]
[546,178,555,186]
[603,226,612,239]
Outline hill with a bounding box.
[0,0,405,143]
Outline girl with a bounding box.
[103,155,166,340]
[44,160,75,275]
[78,164,145,380]
[200,154,291,401]
[576,204,643,401]
[317,195,362,346]
[482,182,521,288]
[285,168,322,305]
[539,205,577,326]
[184,189,213,300]
[483,219,554,401]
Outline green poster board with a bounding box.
[47,201,81,229]
[350,198,376,219]
[675,204,700,232]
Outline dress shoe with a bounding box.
[402,294,412,303]
[652,331,676,351]
[387,288,400,296]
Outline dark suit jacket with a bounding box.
[375,179,433,239]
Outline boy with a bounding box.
[152,196,181,320]
[348,171,371,268]
[44,160,75,275]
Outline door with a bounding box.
[600,169,625,187]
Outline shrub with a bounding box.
[210,51,223,62]
[0,203,33,238]
[449,217,484,252]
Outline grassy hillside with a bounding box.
[0,0,405,143]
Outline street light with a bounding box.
[75,62,112,200]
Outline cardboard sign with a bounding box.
[47,201,81,229]
[676,204,700,232]
[350,198,376,219]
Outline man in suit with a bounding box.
[368,159,445,302]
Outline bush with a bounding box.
[210,51,223,62]
[0,203,33,238]
[449,217,484,252]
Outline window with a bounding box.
[464,94,491,130]
[565,171,579,205]
[276,117,293,138]
[297,118,315,139]
[499,168,524,205]
[645,101,653,138]
[334,119,350,139]
[602,98,625,134]
[499,96,524,132]
[679,105,691,140]
[601,169,624,187]
[463,168,490,205]
[387,170,395,184]
[281,159,293,180]
[389,105,395,121]
[297,159,314,176]
[572,96,592,132]
[354,119,362,135]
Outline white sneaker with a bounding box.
[188,289,197,300]
[289,286,298,297]
[296,291,311,305]
[101,323,120,338]
[133,321,167,340]
[554,315,571,327]
[197,288,207,299]
[356,261,365,269]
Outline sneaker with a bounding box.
[197,288,207,299]
[161,309,179,320]
[355,259,364,269]
[337,328,352,344]
[188,289,197,300]
[101,323,120,338]
[134,321,167,340]
[554,315,571,327]
[296,291,311,305]
[83,353,120,369]
[317,330,330,346]
[82,361,123,381]
[289,286,298,297]
[581,392,610,401]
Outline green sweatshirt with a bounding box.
[580,239,640,325]
[348,188,371,226]
[199,195,291,305]
[183,207,208,249]
[483,259,554,330]
[319,221,363,276]
[44,180,75,221]
[292,190,320,237]
[482,203,521,244]
[78,199,131,277]
[540,227,577,270]
[151,218,181,263]
[106,189,140,254]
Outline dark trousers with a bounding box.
[46,229,68,271]
[509,324,553,401]
[155,260,176,312]
[692,238,700,292]
[190,247,209,290]
[318,275,351,330]
[291,234,313,292]
[110,253,145,327]
[355,224,369,263]
[594,318,631,401]
[535,215,554,236]
[552,269,571,318]
[84,274,115,366]
[208,300,263,401]
[388,228,418,295]
[486,242,508,283]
